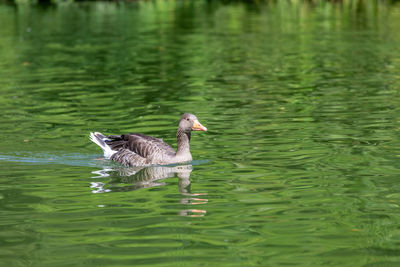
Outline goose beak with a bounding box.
[192,120,207,131]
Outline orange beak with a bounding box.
[192,120,207,131]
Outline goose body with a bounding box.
[90,113,207,167]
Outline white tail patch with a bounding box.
[90,132,117,159]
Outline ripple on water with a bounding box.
[1,1,400,266]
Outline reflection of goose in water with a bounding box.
[91,164,207,216]
[91,165,193,193]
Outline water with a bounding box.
[1,1,400,266]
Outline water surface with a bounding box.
[1,1,400,266]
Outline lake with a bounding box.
[1,1,400,266]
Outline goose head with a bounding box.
[179,113,207,133]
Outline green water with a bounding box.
[1,1,400,266]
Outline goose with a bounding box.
[90,113,207,167]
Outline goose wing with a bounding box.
[106,133,176,160]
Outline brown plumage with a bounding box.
[90,113,207,167]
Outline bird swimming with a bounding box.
[90,113,207,167]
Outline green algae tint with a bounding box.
[1,1,400,266]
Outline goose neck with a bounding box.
[176,129,191,156]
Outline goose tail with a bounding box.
[90,132,117,159]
